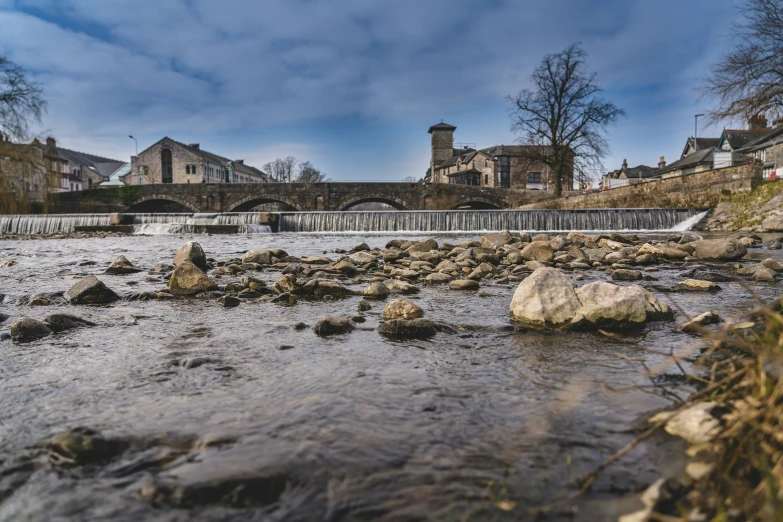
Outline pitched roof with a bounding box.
[428,122,457,133]
[102,163,131,186]
[658,147,754,175]
[738,125,783,152]
[681,137,720,158]
[605,164,660,180]
[719,129,775,150]
[56,147,124,178]
[140,137,267,179]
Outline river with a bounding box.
[0,231,778,521]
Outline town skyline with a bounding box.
[1,0,740,181]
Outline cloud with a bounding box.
[0,0,739,179]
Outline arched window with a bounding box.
[161,149,173,183]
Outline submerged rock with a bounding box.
[312,316,354,336]
[105,255,143,275]
[168,261,218,297]
[48,427,127,465]
[378,318,437,339]
[679,311,722,333]
[65,275,120,305]
[10,318,53,342]
[383,299,424,320]
[216,295,241,308]
[673,279,721,292]
[174,241,208,271]
[43,314,96,333]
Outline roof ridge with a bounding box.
[56,146,122,164]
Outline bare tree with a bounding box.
[402,176,418,183]
[702,0,783,123]
[295,160,329,182]
[0,54,46,141]
[262,156,297,182]
[507,43,624,196]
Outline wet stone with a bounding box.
[217,295,241,308]
[65,275,120,305]
[312,316,354,336]
[10,318,53,342]
[48,427,128,465]
[174,242,208,271]
[378,318,438,339]
[105,255,143,275]
[43,314,96,333]
[449,279,480,290]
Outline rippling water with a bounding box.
[0,233,778,521]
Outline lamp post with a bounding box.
[129,135,139,184]
[694,114,705,152]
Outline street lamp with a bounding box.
[694,114,705,152]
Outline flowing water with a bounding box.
[0,209,706,236]
[0,231,778,521]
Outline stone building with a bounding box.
[56,147,125,189]
[427,122,570,190]
[602,158,663,189]
[124,137,268,185]
[0,136,76,208]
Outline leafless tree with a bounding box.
[0,54,46,141]
[401,176,418,183]
[507,43,624,196]
[262,156,297,182]
[702,0,783,123]
[295,160,329,182]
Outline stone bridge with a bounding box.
[52,182,553,213]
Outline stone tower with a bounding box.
[429,122,456,184]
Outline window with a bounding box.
[485,159,489,168]
[528,172,542,183]
[186,165,190,174]
[484,174,489,184]
[497,156,510,188]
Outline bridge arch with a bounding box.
[127,196,199,213]
[227,195,301,212]
[339,195,409,211]
[452,197,505,210]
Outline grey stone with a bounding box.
[383,299,424,320]
[10,318,53,342]
[43,314,96,332]
[65,276,120,305]
[174,242,208,271]
[378,318,437,340]
[168,261,218,296]
[312,316,354,336]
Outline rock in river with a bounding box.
[104,255,143,275]
[378,318,437,340]
[174,241,208,271]
[510,268,581,326]
[520,241,554,263]
[312,316,354,336]
[65,275,120,305]
[383,299,424,320]
[692,238,747,261]
[10,318,53,342]
[673,279,721,292]
[449,279,480,291]
[43,314,96,332]
[168,261,218,297]
[363,281,390,299]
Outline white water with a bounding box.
[669,210,709,232]
[278,208,706,233]
[0,214,110,235]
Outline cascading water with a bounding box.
[278,208,706,233]
[0,214,110,235]
[131,213,271,234]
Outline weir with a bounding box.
[0,208,707,235]
[277,208,708,233]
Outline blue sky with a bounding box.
[0,0,739,181]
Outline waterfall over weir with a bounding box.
[278,208,708,233]
[0,214,110,235]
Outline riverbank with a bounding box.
[702,180,783,232]
[0,230,781,520]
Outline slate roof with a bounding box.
[428,122,457,133]
[681,137,720,158]
[658,147,753,176]
[605,164,660,180]
[719,129,775,151]
[102,163,131,186]
[738,125,783,152]
[56,147,125,178]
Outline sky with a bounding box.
[0,0,741,182]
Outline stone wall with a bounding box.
[127,139,205,185]
[519,162,762,210]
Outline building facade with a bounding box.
[427,122,569,190]
[124,137,268,185]
[56,147,125,189]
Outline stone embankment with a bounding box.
[701,179,783,232]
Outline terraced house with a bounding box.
[426,122,570,191]
[124,137,268,185]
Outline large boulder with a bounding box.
[105,255,143,275]
[383,299,424,320]
[242,249,273,265]
[407,238,439,253]
[174,242,208,271]
[572,282,648,328]
[272,274,301,295]
[348,251,376,265]
[481,231,513,249]
[168,261,218,296]
[10,318,53,342]
[520,241,554,263]
[509,268,581,326]
[65,276,120,305]
[692,238,747,261]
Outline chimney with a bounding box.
[749,114,768,131]
[658,156,666,169]
[46,137,56,149]
[235,159,244,164]
[774,118,783,128]
[188,143,200,150]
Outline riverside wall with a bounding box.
[520,163,763,210]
